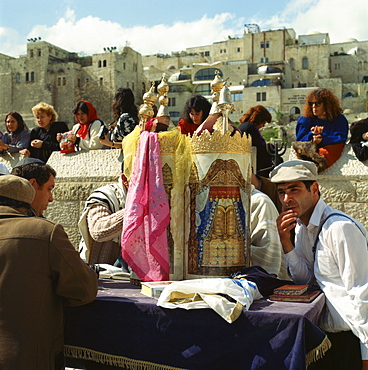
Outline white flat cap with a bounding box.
[270,159,318,183]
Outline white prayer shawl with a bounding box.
[157,278,262,323]
[250,186,289,280]
[78,182,126,261]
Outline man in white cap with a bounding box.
[271,159,368,369]
[0,175,98,369]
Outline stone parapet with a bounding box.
[290,144,368,228]
[1,144,368,250]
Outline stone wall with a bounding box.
[1,144,368,251]
[289,144,368,228]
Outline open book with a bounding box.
[97,264,130,280]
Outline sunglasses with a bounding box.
[308,101,323,107]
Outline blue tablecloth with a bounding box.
[64,279,329,370]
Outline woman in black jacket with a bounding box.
[23,102,68,162]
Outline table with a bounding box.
[64,279,329,370]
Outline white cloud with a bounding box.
[26,10,238,56]
[253,0,368,42]
[1,1,367,58]
[0,27,26,57]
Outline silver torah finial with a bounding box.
[218,80,234,134]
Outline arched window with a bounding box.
[302,57,308,69]
[103,60,107,67]
[195,84,211,95]
[290,107,300,115]
[98,60,102,68]
[260,42,264,49]
[194,68,222,81]
[251,79,271,87]
[344,92,355,98]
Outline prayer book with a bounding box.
[273,284,308,296]
[269,290,322,303]
[141,281,172,298]
[97,264,130,280]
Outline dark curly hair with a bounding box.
[239,105,272,127]
[112,88,138,123]
[181,95,211,125]
[5,112,27,135]
[303,88,342,121]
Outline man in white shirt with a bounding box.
[271,159,368,369]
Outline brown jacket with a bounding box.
[0,206,98,369]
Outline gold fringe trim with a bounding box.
[305,335,332,366]
[64,345,187,370]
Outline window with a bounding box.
[251,79,271,87]
[98,60,102,68]
[232,93,243,101]
[99,77,103,86]
[25,72,29,82]
[195,83,211,95]
[169,111,180,117]
[256,92,266,101]
[302,57,308,69]
[289,58,295,70]
[236,47,241,52]
[123,62,126,70]
[62,77,66,85]
[103,60,107,67]
[168,97,176,107]
[344,92,355,98]
[15,73,21,83]
[290,107,300,115]
[261,42,264,49]
[204,51,210,56]
[58,77,61,86]
[30,49,34,57]
[335,63,340,70]
[195,68,223,81]
[85,78,89,85]
[38,49,41,57]
[265,57,269,62]
[266,41,269,48]
[170,85,185,93]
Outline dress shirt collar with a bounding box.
[296,198,327,229]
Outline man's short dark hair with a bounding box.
[303,180,315,191]
[11,164,56,187]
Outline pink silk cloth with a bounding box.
[121,131,170,281]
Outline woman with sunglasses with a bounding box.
[295,88,348,168]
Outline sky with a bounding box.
[0,0,367,58]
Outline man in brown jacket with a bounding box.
[0,175,98,369]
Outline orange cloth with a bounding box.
[318,143,345,167]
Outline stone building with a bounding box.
[142,26,368,124]
[0,40,148,130]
